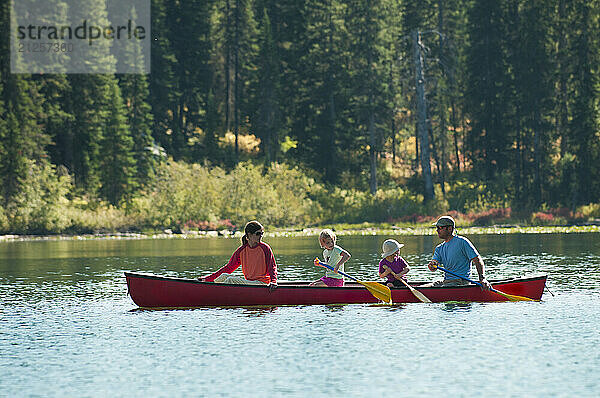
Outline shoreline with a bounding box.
[1,224,599,242]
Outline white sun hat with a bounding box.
[381,239,404,258]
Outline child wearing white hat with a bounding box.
[378,239,410,288]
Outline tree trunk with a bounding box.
[327,13,336,182]
[367,7,377,195]
[224,0,231,133]
[233,0,240,163]
[369,111,378,194]
[389,62,396,163]
[437,0,446,194]
[412,30,435,202]
[557,0,568,158]
[328,91,336,182]
[533,110,542,205]
[450,98,461,172]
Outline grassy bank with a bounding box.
[1,223,599,243]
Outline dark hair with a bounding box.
[241,220,264,245]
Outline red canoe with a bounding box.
[125,272,547,308]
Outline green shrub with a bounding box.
[530,212,565,226]
[220,162,278,224]
[262,163,321,225]
[3,161,73,234]
[0,205,8,232]
[12,158,596,234]
[445,179,510,213]
[63,202,135,233]
[140,161,319,229]
[314,186,424,224]
[143,161,224,228]
[578,203,600,220]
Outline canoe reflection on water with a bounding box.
[125,272,547,308]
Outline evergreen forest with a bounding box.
[1,0,600,235]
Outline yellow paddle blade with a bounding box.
[494,289,536,301]
[359,281,392,304]
[399,279,432,303]
[414,291,432,303]
[409,286,432,303]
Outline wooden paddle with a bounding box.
[434,264,535,301]
[398,278,432,303]
[314,258,392,304]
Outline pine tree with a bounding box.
[119,74,155,189]
[39,74,73,171]
[212,0,258,164]
[0,0,50,205]
[504,0,554,207]
[61,0,119,194]
[259,0,308,166]
[149,0,177,158]
[99,81,136,205]
[568,0,599,206]
[254,8,281,165]
[345,0,393,193]
[167,0,215,161]
[65,75,107,192]
[292,0,349,183]
[116,2,156,189]
[464,0,512,186]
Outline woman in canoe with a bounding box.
[199,220,277,290]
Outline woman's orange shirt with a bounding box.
[204,242,277,284]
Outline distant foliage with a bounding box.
[1,158,600,234]
[394,213,435,225]
[64,202,138,234]
[182,219,235,231]
[445,179,510,213]
[1,161,72,234]
[469,208,512,226]
[136,161,431,228]
[141,161,224,228]
[2,1,600,234]
[530,212,558,226]
[139,161,318,229]
[0,205,8,232]
[313,186,425,224]
[578,204,600,220]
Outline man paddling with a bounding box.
[425,216,491,290]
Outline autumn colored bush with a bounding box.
[182,219,236,231]
[468,208,512,226]
[531,212,558,226]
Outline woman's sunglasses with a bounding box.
[254,231,264,236]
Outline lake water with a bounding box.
[1,233,599,397]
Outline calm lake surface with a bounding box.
[1,233,599,397]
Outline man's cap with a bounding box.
[433,215,455,227]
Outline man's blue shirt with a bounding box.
[432,235,479,280]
